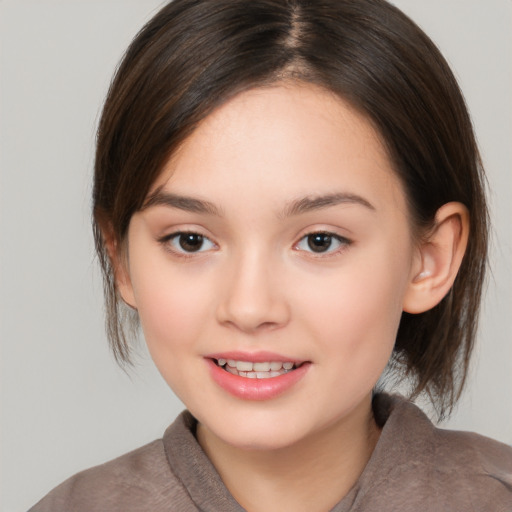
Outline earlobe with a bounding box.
[103,230,138,310]
[403,202,469,314]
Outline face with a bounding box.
[120,83,421,450]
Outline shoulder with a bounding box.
[428,424,512,511]
[430,420,512,499]
[29,415,197,512]
[433,420,512,471]
[370,394,512,510]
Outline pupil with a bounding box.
[307,233,332,253]
[179,233,203,252]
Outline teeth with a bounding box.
[215,358,298,379]
[245,370,286,379]
[253,362,270,372]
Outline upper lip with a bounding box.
[204,350,306,364]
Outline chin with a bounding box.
[219,424,308,452]
[200,405,324,452]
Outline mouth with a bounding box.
[213,358,302,379]
[206,355,311,400]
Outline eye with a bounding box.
[163,232,216,254]
[295,232,350,254]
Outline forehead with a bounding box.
[151,83,407,215]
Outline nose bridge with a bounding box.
[217,244,289,333]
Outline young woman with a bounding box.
[30,0,512,510]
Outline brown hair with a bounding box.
[93,0,488,418]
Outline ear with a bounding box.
[403,202,469,314]
[103,228,138,310]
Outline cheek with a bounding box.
[129,258,213,357]
[130,265,217,405]
[298,245,410,361]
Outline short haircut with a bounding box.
[93,0,488,418]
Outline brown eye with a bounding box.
[178,233,204,252]
[307,233,333,253]
[163,232,216,254]
[295,232,351,254]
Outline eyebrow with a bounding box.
[141,189,374,217]
[281,193,375,217]
[141,190,223,216]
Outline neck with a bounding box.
[196,395,380,512]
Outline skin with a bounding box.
[116,83,468,511]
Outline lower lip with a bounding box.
[206,359,311,401]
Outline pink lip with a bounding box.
[205,356,311,401]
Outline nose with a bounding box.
[216,251,290,334]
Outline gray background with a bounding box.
[1,1,510,511]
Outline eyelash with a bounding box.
[158,231,216,258]
[294,231,352,256]
[158,230,352,258]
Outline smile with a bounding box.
[206,355,311,400]
[215,358,297,379]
